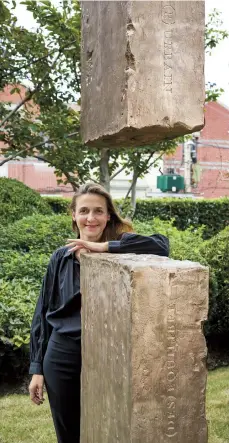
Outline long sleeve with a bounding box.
[108,232,169,257]
[29,253,56,375]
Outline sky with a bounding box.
[205,0,229,107]
[14,0,229,108]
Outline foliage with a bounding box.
[205,9,229,102]
[135,219,229,338]
[0,213,73,254]
[0,0,87,189]
[0,278,40,348]
[201,227,229,336]
[44,195,229,239]
[133,197,229,239]
[0,211,228,379]
[43,196,71,214]
[205,9,229,54]
[0,177,52,225]
[133,218,206,262]
[0,250,49,282]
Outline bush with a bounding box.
[0,251,49,282]
[200,227,229,336]
[0,178,52,226]
[0,278,39,348]
[133,218,229,338]
[133,197,229,239]
[133,218,205,262]
[0,214,73,254]
[43,196,71,214]
[44,195,229,239]
[0,213,228,378]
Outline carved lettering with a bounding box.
[166,304,177,439]
[163,3,175,93]
[162,5,175,25]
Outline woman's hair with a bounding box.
[70,183,133,241]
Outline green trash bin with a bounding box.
[157,175,185,193]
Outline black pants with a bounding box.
[43,330,81,443]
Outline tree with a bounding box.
[205,8,229,102]
[0,0,89,188]
[0,2,228,196]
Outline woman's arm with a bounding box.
[29,253,56,375]
[66,233,169,257]
[29,252,56,405]
[108,232,169,256]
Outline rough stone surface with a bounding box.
[81,1,205,147]
[80,254,209,443]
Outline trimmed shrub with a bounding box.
[0,278,40,347]
[0,214,73,255]
[44,195,229,239]
[133,218,205,262]
[43,196,71,214]
[200,227,229,336]
[0,214,228,378]
[0,251,49,282]
[0,277,37,381]
[0,178,52,225]
[133,197,229,238]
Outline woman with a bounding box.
[29,183,169,443]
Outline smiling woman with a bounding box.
[69,182,133,241]
[28,182,169,443]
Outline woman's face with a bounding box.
[72,193,110,241]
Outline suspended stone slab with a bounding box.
[81,1,205,147]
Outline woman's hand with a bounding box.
[66,239,108,254]
[29,374,45,405]
[75,247,90,261]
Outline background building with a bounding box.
[164,101,229,198]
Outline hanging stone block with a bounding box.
[80,1,205,147]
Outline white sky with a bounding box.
[14,0,229,107]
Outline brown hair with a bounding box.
[70,183,133,241]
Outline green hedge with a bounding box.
[0,214,228,379]
[43,196,229,239]
[201,227,229,336]
[0,214,73,380]
[43,196,71,214]
[133,198,229,238]
[0,278,40,348]
[0,178,52,225]
[0,214,73,255]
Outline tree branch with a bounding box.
[6,39,79,76]
[0,147,30,166]
[0,51,61,128]
[110,165,126,181]
[0,130,81,167]
[33,155,98,188]
[124,152,156,201]
[147,152,164,170]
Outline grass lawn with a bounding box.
[0,368,229,443]
[207,367,229,443]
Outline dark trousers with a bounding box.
[43,330,81,443]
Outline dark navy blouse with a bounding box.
[29,232,169,375]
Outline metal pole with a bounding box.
[184,141,192,193]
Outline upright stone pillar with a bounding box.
[81,1,205,147]
[80,254,208,443]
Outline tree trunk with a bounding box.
[99,148,110,192]
[131,168,138,215]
